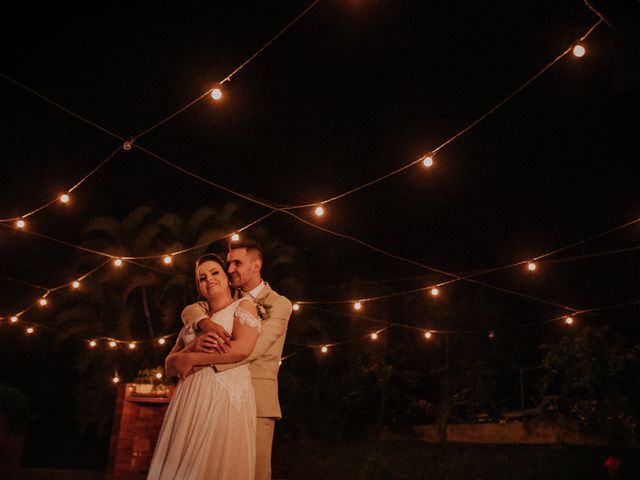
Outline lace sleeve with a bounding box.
[234,305,262,331]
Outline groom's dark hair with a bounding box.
[228,238,263,261]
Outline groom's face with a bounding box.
[227,248,261,289]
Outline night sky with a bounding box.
[1,0,639,469]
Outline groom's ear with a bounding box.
[254,259,262,272]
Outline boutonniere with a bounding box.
[254,299,272,321]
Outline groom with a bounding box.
[181,239,293,480]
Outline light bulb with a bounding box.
[314,206,325,217]
[573,44,586,57]
[112,376,120,384]
[60,194,70,204]
[211,88,222,100]
[488,331,495,339]
[109,341,117,348]
[422,156,434,167]
[430,287,440,297]
[16,219,26,229]
[89,340,97,348]
[72,280,81,289]
[424,331,432,339]
[10,316,18,323]
[527,261,536,271]
[128,342,136,350]
[158,338,166,345]
[113,258,123,267]
[353,301,363,311]
[370,332,378,340]
[39,298,48,306]
[321,346,328,353]
[163,255,173,264]
[231,233,240,241]
[26,327,34,334]
[292,303,300,311]
[565,316,574,325]
[155,372,163,379]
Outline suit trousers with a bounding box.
[256,417,276,480]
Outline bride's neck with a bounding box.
[207,292,233,312]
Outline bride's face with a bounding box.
[197,260,230,299]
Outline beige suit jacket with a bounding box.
[181,283,292,419]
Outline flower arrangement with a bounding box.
[254,299,272,322]
[134,366,170,394]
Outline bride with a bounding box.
[147,253,261,480]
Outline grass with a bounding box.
[272,439,640,480]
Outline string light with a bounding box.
[422,155,434,168]
[573,44,586,57]
[112,375,120,384]
[231,232,240,241]
[370,332,378,340]
[163,255,173,265]
[314,205,325,217]
[113,258,123,267]
[321,345,329,353]
[16,219,26,229]
[38,298,48,306]
[128,342,136,350]
[10,315,18,323]
[211,88,223,101]
[89,340,97,348]
[353,301,363,311]
[109,341,117,348]
[488,330,495,339]
[564,316,574,325]
[430,287,440,297]
[292,303,300,311]
[527,261,537,271]
[424,331,432,339]
[72,280,81,289]
[123,139,133,150]
[59,193,70,204]
[155,372,163,380]
[26,327,34,334]
[158,338,166,345]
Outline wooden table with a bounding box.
[106,383,175,480]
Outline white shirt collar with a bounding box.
[242,281,265,300]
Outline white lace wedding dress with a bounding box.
[147,300,260,480]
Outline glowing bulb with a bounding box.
[16,219,26,229]
[26,327,34,334]
[109,341,117,348]
[89,340,97,348]
[10,315,18,323]
[39,298,48,306]
[113,258,123,267]
[370,332,378,340]
[128,342,136,350]
[158,338,166,345]
[527,261,536,271]
[123,139,134,150]
[292,303,300,311]
[231,233,240,241]
[488,331,495,339]
[163,255,173,265]
[422,156,434,167]
[155,372,163,380]
[430,287,440,297]
[60,194,70,204]
[72,280,81,289]
[565,316,574,325]
[314,206,325,217]
[572,44,586,57]
[424,331,432,339]
[353,301,363,311]
[211,88,222,100]
[112,376,120,384]
[321,346,328,353]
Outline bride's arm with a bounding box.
[176,300,260,374]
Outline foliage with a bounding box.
[134,366,170,386]
[541,326,640,443]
